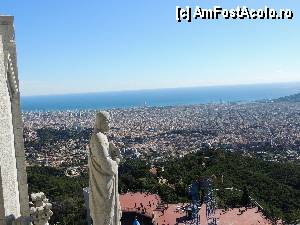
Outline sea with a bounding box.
[21,82,300,111]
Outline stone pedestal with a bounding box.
[83,187,92,225]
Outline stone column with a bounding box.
[0,15,30,224]
[0,32,21,225]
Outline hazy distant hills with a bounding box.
[274,93,300,102]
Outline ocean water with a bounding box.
[21,83,300,111]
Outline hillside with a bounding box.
[275,93,300,102]
[27,150,300,224]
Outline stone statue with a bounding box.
[88,112,121,225]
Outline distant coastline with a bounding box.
[21,82,300,111]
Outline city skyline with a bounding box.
[1,0,299,96]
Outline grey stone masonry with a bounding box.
[0,15,30,225]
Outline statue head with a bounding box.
[94,111,110,133]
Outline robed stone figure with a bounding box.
[88,112,121,225]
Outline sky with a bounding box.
[0,0,299,96]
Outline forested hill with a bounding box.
[274,93,300,102]
[154,150,300,223]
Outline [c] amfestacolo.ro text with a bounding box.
[176,5,294,22]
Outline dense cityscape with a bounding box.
[23,102,300,171]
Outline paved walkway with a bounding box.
[120,192,280,225]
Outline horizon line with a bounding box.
[21,80,300,98]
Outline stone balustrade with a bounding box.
[30,193,53,225]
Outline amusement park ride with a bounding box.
[184,178,218,225]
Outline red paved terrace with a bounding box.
[120,192,281,225]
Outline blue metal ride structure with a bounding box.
[204,181,218,225]
[185,178,218,225]
[185,181,201,225]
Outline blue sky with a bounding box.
[1,0,299,96]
